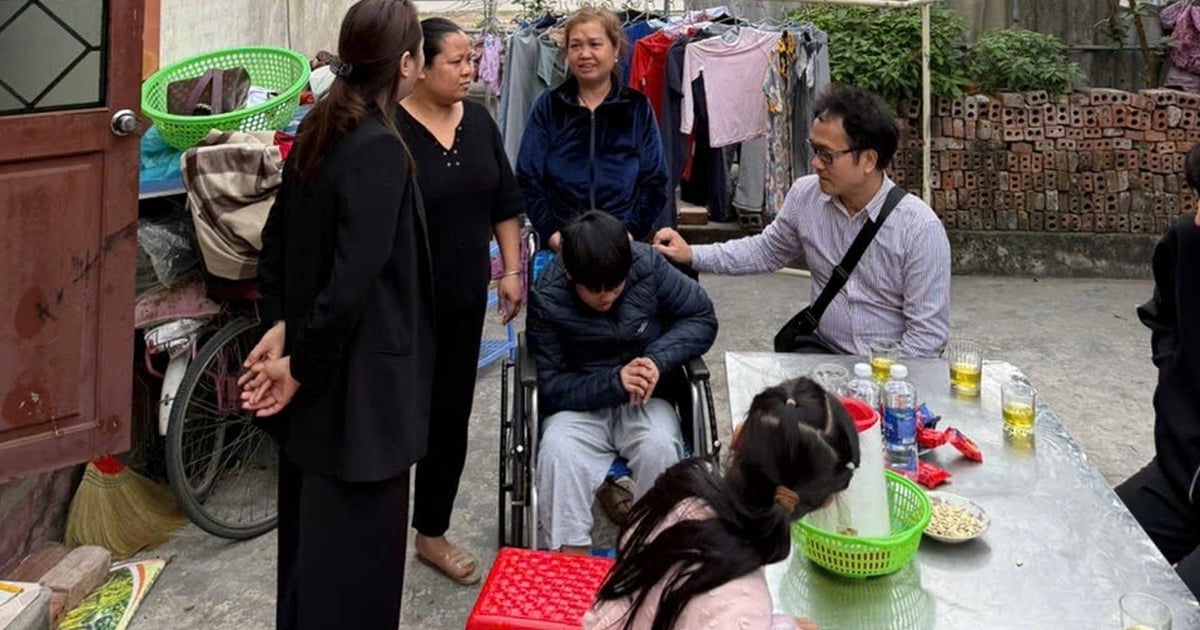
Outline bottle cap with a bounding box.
[890,364,908,379]
[853,363,871,378]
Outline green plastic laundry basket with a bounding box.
[792,471,932,579]
[141,46,310,150]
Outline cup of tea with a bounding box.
[1001,379,1036,437]
[945,339,983,397]
[867,339,900,384]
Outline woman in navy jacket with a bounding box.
[517,7,669,251]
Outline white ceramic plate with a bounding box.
[923,491,990,543]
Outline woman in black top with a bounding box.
[238,1,432,627]
[397,17,523,585]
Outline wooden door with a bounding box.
[0,0,143,481]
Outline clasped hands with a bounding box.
[237,321,298,417]
[619,357,660,406]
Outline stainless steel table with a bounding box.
[725,352,1200,629]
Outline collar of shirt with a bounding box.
[820,174,898,223]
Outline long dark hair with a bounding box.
[596,378,860,630]
[293,0,421,181]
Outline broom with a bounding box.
[64,456,187,559]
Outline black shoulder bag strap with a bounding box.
[786,184,908,333]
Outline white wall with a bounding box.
[159,0,357,65]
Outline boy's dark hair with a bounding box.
[560,210,632,292]
[597,378,860,630]
[1185,142,1200,194]
[814,85,900,170]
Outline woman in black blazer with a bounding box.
[238,1,432,628]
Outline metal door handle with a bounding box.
[110,109,140,136]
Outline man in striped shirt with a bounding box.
[654,86,951,358]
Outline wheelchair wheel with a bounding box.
[498,358,531,548]
[165,315,279,540]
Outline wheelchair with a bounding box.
[497,332,720,550]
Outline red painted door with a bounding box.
[0,0,143,481]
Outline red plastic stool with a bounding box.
[466,548,614,630]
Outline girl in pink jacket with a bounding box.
[583,378,859,630]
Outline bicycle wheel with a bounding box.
[166,315,279,539]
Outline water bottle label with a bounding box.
[883,407,916,444]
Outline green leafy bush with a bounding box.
[788,4,970,103]
[967,28,1083,97]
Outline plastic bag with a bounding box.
[138,216,200,288]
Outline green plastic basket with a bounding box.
[141,46,310,150]
[792,471,932,579]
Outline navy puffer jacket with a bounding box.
[527,243,718,416]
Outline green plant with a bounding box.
[788,4,970,103]
[967,29,1084,97]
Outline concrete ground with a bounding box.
[129,272,1158,629]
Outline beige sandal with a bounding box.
[417,543,482,585]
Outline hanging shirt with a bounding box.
[681,27,778,147]
[790,25,830,183]
[499,27,568,165]
[628,30,674,120]
[619,21,656,80]
[477,32,503,97]
[763,31,795,220]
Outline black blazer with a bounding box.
[258,114,435,482]
[1139,217,1200,502]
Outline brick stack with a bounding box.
[890,88,1199,235]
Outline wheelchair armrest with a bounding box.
[682,356,709,381]
[517,333,538,387]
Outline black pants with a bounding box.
[1116,458,1200,597]
[276,456,410,630]
[412,302,487,537]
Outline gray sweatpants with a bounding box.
[537,399,683,550]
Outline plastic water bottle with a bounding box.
[846,363,880,410]
[881,364,918,480]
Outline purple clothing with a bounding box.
[1163,1,1200,93]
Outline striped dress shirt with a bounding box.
[691,174,951,357]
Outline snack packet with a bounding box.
[917,460,951,489]
[946,428,983,463]
[917,427,948,449]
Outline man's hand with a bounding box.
[620,358,660,405]
[548,231,562,252]
[240,357,299,417]
[652,228,693,266]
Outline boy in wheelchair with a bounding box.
[526,211,718,554]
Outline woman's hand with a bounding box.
[498,274,523,324]
[240,357,299,417]
[548,231,562,252]
[239,321,285,380]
